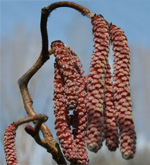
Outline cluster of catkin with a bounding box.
[3,14,136,165]
[86,15,119,152]
[52,14,136,164]
[87,14,136,159]
[51,41,89,164]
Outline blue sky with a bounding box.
[1,0,150,49]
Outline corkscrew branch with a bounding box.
[14,114,48,127]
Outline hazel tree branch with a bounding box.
[14,114,48,127]
[17,1,93,164]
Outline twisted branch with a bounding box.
[18,1,93,164]
[14,114,48,127]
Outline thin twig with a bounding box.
[14,114,48,127]
[43,1,91,16]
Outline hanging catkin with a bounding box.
[52,41,89,164]
[109,24,136,159]
[53,61,77,162]
[66,47,89,164]
[103,60,119,151]
[86,15,110,152]
[4,123,18,165]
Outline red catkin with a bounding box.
[103,60,119,151]
[109,24,136,159]
[52,41,88,164]
[4,123,18,165]
[53,61,77,162]
[66,47,89,164]
[86,15,110,152]
[52,41,79,110]
[66,46,87,86]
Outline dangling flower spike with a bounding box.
[109,24,136,159]
[52,41,79,110]
[53,61,77,162]
[86,14,110,152]
[4,123,18,165]
[66,47,89,164]
[52,41,89,164]
[103,60,119,151]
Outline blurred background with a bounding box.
[1,0,150,164]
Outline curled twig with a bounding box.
[14,114,48,127]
